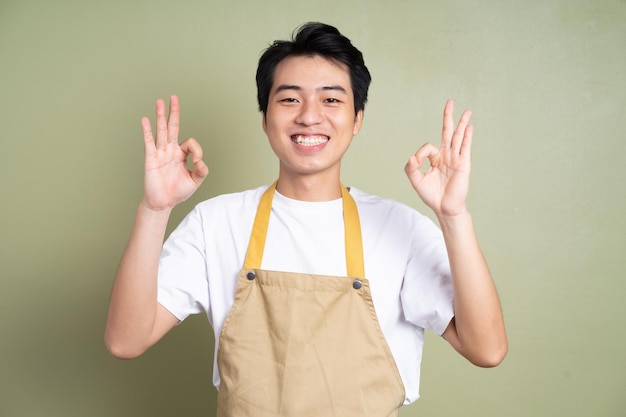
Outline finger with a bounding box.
[405,142,439,189]
[414,142,441,169]
[450,108,472,153]
[155,99,167,147]
[404,154,424,186]
[180,138,209,184]
[441,99,455,149]
[180,137,204,161]
[192,160,210,184]
[459,124,473,159]
[141,117,156,154]
[167,95,180,144]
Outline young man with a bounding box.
[105,22,507,417]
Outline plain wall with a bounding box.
[1,0,625,416]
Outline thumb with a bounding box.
[180,137,209,185]
[191,160,209,185]
[404,155,424,189]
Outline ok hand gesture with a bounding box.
[404,100,473,218]
[140,95,209,211]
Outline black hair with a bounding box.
[256,22,371,116]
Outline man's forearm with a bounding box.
[104,203,173,358]
[438,211,508,367]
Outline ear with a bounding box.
[261,112,267,133]
[352,110,364,136]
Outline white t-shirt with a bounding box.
[157,185,454,404]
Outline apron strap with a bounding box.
[243,181,276,271]
[243,181,365,278]
[341,184,365,279]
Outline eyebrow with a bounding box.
[274,84,348,94]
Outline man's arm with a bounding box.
[404,100,507,367]
[438,211,507,367]
[104,95,208,359]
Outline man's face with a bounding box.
[263,55,363,184]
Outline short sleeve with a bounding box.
[157,206,210,321]
[400,216,455,336]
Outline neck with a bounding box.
[276,172,342,202]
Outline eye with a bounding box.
[279,97,298,103]
[324,98,342,104]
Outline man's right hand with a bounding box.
[141,95,208,211]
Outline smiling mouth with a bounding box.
[291,135,329,147]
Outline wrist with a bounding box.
[138,199,174,219]
[436,210,474,234]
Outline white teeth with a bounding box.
[292,135,329,146]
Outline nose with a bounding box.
[295,100,324,126]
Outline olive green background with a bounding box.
[1,0,624,416]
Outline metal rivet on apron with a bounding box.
[246,271,256,280]
[352,279,362,290]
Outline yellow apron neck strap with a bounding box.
[244,181,365,278]
[243,181,276,271]
[340,183,365,279]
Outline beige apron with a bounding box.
[216,182,405,417]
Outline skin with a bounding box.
[262,55,363,201]
[105,96,204,358]
[405,101,507,366]
[105,55,507,367]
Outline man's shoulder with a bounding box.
[184,185,270,225]
[195,185,268,209]
[349,187,416,215]
[349,186,438,233]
